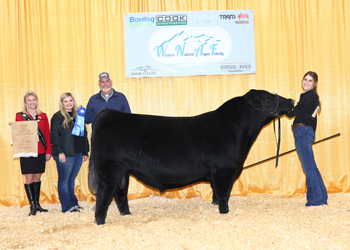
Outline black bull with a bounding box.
[88,89,294,225]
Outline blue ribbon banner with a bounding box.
[72,107,86,136]
[124,10,256,78]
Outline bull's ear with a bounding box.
[245,89,261,108]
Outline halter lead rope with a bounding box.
[271,95,281,167]
[253,94,281,167]
[273,117,281,167]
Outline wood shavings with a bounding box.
[1,193,349,249]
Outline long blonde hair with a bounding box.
[59,92,78,128]
[22,90,42,115]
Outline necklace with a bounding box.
[67,112,74,122]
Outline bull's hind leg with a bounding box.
[114,173,131,215]
[95,164,123,225]
[210,182,218,205]
[95,180,117,225]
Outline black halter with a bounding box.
[254,94,280,117]
[271,94,280,117]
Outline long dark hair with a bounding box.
[302,71,321,113]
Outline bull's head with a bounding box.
[245,89,294,117]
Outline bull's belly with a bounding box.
[130,168,210,192]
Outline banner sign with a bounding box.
[124,10,256,78]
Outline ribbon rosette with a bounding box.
[71,106,86,136]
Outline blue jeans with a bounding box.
[293,125,328,206]
[53,153,83,212]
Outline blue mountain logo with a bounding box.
[153,30,226,57]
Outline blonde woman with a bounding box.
[16,90,52,216]
[50,93,89,213]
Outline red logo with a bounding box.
[238,13,249,20]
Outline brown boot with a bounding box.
[33,181,48,212]
[24,183,37,216]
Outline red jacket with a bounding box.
[16,112,52,155]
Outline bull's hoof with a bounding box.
[219,210,229,214]
[219,206,229,214]
[212,201,218,205]
[120,211,131,216]
[95,218,106,225]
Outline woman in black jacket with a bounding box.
[51,92,89,213]
[286,71,327,206]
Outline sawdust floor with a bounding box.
[1,193,350,250]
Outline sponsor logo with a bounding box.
[156,15,187,26]
[188,14,220,23]
[238,13,249,20]
[235,20,249,24]
[235,13,249,24]
[130,66,157,76]
[220,64,252,73]
[149,27,230,64]
[128,16,155,27]
[219,14,236,20]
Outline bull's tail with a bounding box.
[88,151,99,194]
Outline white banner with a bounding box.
[124,10,256,78]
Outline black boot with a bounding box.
[33,181,48,212]
[24,183,37,216]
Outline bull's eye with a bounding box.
[264,98,271,102]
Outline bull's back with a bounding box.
[93,108,222,153]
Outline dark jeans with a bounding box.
[53,153,83,212]
[293,125,328,206]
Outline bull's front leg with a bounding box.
[211,184,230,214]
[211,166,240,214]
[218,199,229,214]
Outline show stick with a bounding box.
[243,133,341,169]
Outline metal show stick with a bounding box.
[243,133,341,169]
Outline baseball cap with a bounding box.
[99,72,111,81]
